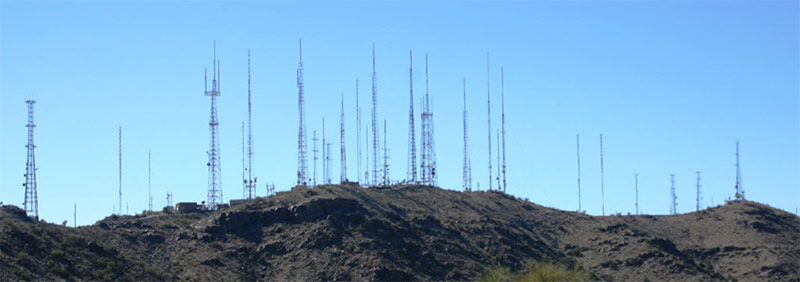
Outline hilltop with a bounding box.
[1,184,798,280]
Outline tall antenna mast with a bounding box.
[371,43,380,187]
[246,49,256,197]
[356,79,362,185]
[312,130,319,187]
[576,134,581,212]
[670,174,677,215]
[204,41,223,209]
[735,141,744,200]
[420,54,437,186]
[501,67,507,193]
[407,50,418,183]
[326,141,332,185]
[340,93,347,183]
[486,53,492,191]
[496,129,501,189]
[634,173,639,215]
[365,124,370,186]
[148,151,152,212]
[322,118,327,185]
[463,79,471,192]
[383,119,390,186]
[119,126,123,215]
[297,39,309,186]
[696,171,702,211]
[23,100,38,219]
[600,133,605,216]
[241,122,246,198]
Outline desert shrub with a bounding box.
[480,261,590,282]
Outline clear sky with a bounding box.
[1,1,798,226]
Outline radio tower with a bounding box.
[634,173,639,215]
[371,43,380,187]
[501,67,507,193]
[365,125,370,186]
[23,100,38,219]
[407,50,417,184]
[297,39,309,186]
[576,134,582,212]
[312,130,319,186]
[322,118,327,185]
[148,151,152,212]
[486,53,492,191]
[241,122,246,198]
[246,49,257,197]
[735,141,744,200]
[340,93,347,183]
[463,79,472,192]
[204,41,223,209]
[356,79,362,185]
[118,126,123,215]
[696,171,702,211]
[383,119,390,186]
[420,54,437,186]
[496,129,501,189]
[670,174,677,215]
[600,133,605,216]
[326,142,333,185]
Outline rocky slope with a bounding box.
[1,184,798,280]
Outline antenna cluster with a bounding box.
[463,79,472,192]
[246,49,257,197]
[407,51,418,184]
[340,93,347,183]
[203,41,223,209]
[297,39,309,186]
[23,100,38,219]
[420,54,437,186]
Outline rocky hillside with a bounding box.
[1,184,798,280]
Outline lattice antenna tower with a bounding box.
[600,133,605,216]
[166,192,173,208]
[312,130,319,186]
[242,122,246,198]
[486,53,492,191]
[407,50,418,183]
[696,171,702,211]
[119,126,123,215]
[635,173,639,215]
[501,67,507,193]
[23,100,39,219]
[420,54,437,186]
[496,129,501,189]
[365,125,370,186]
[670,174,677,215]
[148,151,152,212]
[576,134,582,212]
[203,41,223,209]
[246,49,257,197]
[463,79,472,192]
[340,93,347,183]
[326,141,333,185]
[297,39,309,186]
[371,43,380,187]
[322,118,327,185]
[735,141,744,200]
[383,119,390,186]
[356,79,362,185]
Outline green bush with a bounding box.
[480,261,590,282]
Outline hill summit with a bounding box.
[1,184,798,280]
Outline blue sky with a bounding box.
[1,1,797,226]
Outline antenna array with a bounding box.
[420,54,437,186]
[371,44,380,187]
[696,171,702,211]
[297,39,309,186]
[486,53,492,191]
[407,51,417,184]
[576,134,581,212]
[600,134,605,216]
[340,93,347,183]
[383,120,390,185]
[23,100,38,219]
[203,41,223,209]
[463,79,472,192]
[312,130,319,186]
[119,126,123,215]
[634,173,639,215]
[670,174,677,215]
[246,49,256,197]
[501,67,507,193]
[735,141,744,200]
[356,79,362,185]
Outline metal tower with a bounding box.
[326,142,333,185]
[365,125,370,186]
[246,49,257,197]
[297,39,309,186]
[204,41,223,209]
[356,79,362,185]
[340,93,347,183]
[463,79,472,192]
[420,54,437,186]
[383,119,390,186]
[634,173,639,215]
[118,126,122,215]
[407,50,418,184]
[166,192,173,208]
[322,118,327,185]
[496,129,501,189]
[486,53,492,191]
[242,122,246,198]
[371,43,379,187]
[735,141,744,200]
[696,171,702,211]
[576,134,582,212]
[501,67,507,193]
[670,174,677,215]
[600,133,605,216]
[313,130,319,187]
[23,100,38,219]
[148,151,152,212]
